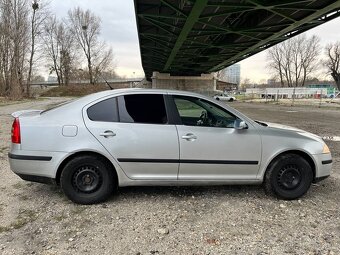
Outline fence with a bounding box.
[244,87,339,108]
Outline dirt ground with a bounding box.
[0,98,339,255]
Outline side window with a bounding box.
[174,96,237,128]
[118,94,168,124]
[87,97,118,122]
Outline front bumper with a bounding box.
[312,153,332,181]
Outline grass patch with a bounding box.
[0,226,10,233]
[71,206,87,215]
[0,209,38,232]
[0,146,8,153]
[19,194,29,201]
[54,214,67,222]
[12,182,24,189]
[0,97,44,107]
[11,209,38,229]
[41,84,109,97]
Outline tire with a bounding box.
[216,97,220,101]
[264,154,313,200]
[60,155,115,204]
[229,98,234,102]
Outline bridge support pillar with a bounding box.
[151,72,216,94]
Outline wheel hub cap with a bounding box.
[73,166,102,193]
[278,166,301,190]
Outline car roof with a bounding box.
[84,88,210,100]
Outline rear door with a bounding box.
[83,93,179,180]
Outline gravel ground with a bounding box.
[0,99,339,255]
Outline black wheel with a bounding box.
[229,98,234,102]
[216,97,220,101]
[60,155,115,204]
[264,154,313,200]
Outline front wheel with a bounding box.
[264,154,313,200]
[60,155,115,204]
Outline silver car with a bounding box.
[9,89,332,204]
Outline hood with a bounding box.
[258,121,323,143]
[11,110,43,118]
[263,122,304,132]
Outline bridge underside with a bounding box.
[134,0,340,79]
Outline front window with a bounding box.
[174,96,237,128]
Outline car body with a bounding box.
[9,89,332,204]
[213,91,236,102]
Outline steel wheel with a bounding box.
[277,165,302,190]
[72,166,102,193]
[264,154,313,200]
[61,155,116,204]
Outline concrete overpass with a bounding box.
[134,0,340,86]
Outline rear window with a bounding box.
[118,94,167,124]
[41,99,75,114]
[87,98,118,122]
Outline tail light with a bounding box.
[11,118,21,144]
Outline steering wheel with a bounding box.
[197,110,208,126]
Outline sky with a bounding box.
[50,0,340,82]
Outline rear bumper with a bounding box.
[8,150,67,180]
[16,173,56,184]
[8,153,52,161]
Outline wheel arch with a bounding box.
[263,150,316,181]
[55,151,118,185]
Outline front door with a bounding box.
[84,93,179,180]
[172,95,261,180]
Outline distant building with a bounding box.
[307,84,337,95]
[221,64,240,87]
[216,80,237,92]
[246,87,328,99]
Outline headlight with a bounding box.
[322,144,330,154]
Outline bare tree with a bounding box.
[27,0,49,96]
[0,0,30,98]
[325,42,340,90]
[267,45,285,87]
[68,7,114,84]
[267,35,320,87]
[43,16,75,85]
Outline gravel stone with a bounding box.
[0,100,339,254]
[157,228,169,235]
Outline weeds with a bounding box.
[0,209,38,233]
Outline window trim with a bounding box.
[170,95,239,128]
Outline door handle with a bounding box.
[182,133,197,141]
[99,131,116,138]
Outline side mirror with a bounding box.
[234,119,248,130]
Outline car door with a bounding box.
[172,95,261,180]
[83,93,179,180]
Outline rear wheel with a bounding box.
[264,154,313,200]
[216,97,220,101]
[229,98,234,102]
[60,155,115,204]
